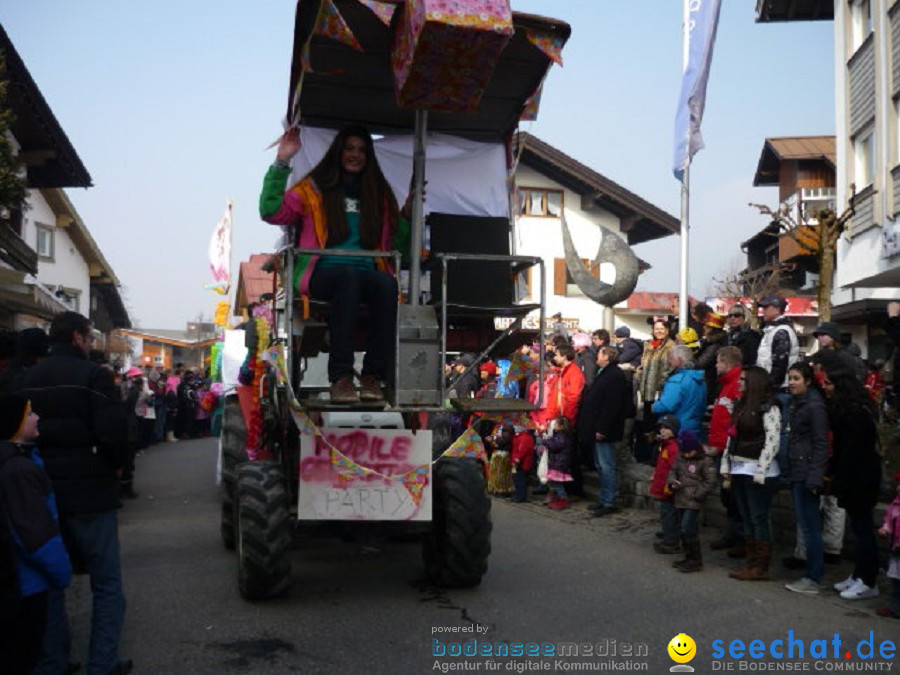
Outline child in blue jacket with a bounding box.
[0,394,72,674]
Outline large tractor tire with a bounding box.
[235,461,292,600]
[220,395,247,550]
[423,458,492,587]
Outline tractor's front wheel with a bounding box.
[235,461,292,600]
[423,458,491,587]
[220,395,247,550]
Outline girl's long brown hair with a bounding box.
[309,125,399,248]
[732,366,773,436]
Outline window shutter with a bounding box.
[554,258,567,296]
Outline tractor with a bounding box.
[219,0,572,599]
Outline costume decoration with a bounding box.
[213,301,230,327]
[209,342,223,382]
[503,351,539,387]
[245,317,271,461]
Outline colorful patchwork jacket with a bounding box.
[259,166,410,296]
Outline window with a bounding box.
[35,223,54,260]
[854,128,875,189]
[519,188,563,217]
[851,0,872,52]
[56,287,80,313]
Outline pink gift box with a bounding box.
[392,0,514,113]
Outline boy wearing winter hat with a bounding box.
[667,429,717,573]
[650,415,681,554]
[0,394,72,673]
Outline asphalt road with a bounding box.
[62,436,899,674]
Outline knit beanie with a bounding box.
[657,414,681,435]
[0,394,31,441]
[678,429,703,454]
[614,326,631,338]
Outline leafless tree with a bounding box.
[748,194,856,322]
[711,258,783,330]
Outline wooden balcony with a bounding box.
[0,223,38,275]
[779,225,819,262]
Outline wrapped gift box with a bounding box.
[392,0,514,113]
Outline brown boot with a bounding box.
[751,540,771,580]
[330,377,359,404]
[729,540,756,579]
[730,540,770,581]
[359,375,385,402]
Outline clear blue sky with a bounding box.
[0,1,834,328]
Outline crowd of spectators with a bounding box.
[448,298,900,618]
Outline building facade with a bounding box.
[0,24,129,344]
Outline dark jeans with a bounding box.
[731,474,777,542]
[846,506,879,587]
[791,482,824,583]
[0,591,47,675]
[658,499,679,545]
[678,508,700,538]
[593,441,617,508]
[717,462,744,543]
[512,470,529,502]
[38,511,126,675]
[309,266,398,383]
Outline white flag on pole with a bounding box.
[207,201,232,295]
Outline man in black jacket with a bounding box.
[577,345,631,517]
[20,312,132,675]
[724,304,761,368]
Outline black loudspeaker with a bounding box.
[427,213,513,307]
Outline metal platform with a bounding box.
[302,398,390,412]
[449,398,537,413]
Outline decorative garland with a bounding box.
[259,344,490,506]
[244,317,270,461]
[209,342,223,382]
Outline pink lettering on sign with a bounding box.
[315,431,411,465]
[299,430,418,484]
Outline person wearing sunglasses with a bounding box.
[724,304,761,367]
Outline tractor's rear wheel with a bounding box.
[236,461,292,600]
[423,458,491,587]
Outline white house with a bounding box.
[0,24,129,348]
[512,133,679,337]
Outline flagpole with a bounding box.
[226,199,235,326]
[678,0,690,330]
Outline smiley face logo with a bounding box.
[667,633,696,664]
